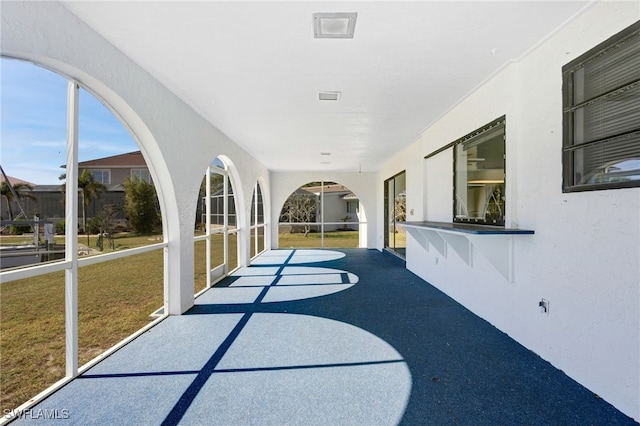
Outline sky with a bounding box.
[1,57,138,185]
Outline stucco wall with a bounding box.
[377,2,640,419]
[1,1,270,314]
[109,168,133,186]
[270,171,377,249]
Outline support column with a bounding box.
[65,81,79,377]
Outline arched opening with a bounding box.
[0,57,166,412]
[278,181,362,249]
[250,181,266,259]
[194,156,241,294]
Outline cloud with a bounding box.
[1,57,139,184]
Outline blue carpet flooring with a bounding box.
[12,249,637,425]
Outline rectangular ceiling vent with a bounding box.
[319,91,341,101]
[313,12,357,39]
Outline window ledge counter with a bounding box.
[402,221,535,282]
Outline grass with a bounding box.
[194,239,207,293]
[0,233,164,412]
[193,233,242,294]
[0,270,66,413]
[0,229,359,411]
[278,230,359,248]
[387,230,407,249]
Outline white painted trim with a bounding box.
[254,183,259,256]
[223,173,229,273]
[210,263,225,282]
[278,222,366,226]
[64,80,79,379]
[76,242,167,267]
[0,260,72,283]
[76,314,167,374]
[206,165,212,289]
[0,243,168,284]
[0,314,168,426]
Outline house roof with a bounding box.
[77,151,147,168]
[297,184,358,200]
[299,184,350,195]
[0,175,35,187]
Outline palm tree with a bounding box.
[78,169,107,233]
[1,180,36,220]
[60,169,107,244]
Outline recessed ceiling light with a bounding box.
[319,91,341,101]
[321,152,331,156]
[313,12,357,39]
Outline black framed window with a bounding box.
[384,171,406,256]
[562,21,640,192]
[454,117,506,226]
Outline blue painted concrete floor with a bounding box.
[13,249,637,425]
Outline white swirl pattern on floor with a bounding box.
[198,249,358,304]
[186,249,411,424]
[180,313,412,425]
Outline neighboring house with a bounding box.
[74,151,152,225]
[69,151,152,224]
[0,175,35,221]
[281,183,360,232]
[1,151,151,227]
[0,175,34,187]
[76,151,151,186]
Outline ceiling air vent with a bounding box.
[313,12,357,39]
[319,91,341,101]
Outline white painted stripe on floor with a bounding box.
[280,266,347,275]
[276,273,344,285]
[196,287,264,305]
[229,276,276,287]
[262,284,354,303]
[231,266,279,276]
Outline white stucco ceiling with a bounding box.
[61,1,591,173]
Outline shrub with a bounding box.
[123,177,161,235]
[56,220,65,234]
[87,217,101,234]
[9,219,30,235]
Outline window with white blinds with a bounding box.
[562,21,640,192]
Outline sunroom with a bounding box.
[1,1,638,424]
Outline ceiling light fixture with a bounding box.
[319,91,341,101]
[313,12,357,39]
[321,152,331,156]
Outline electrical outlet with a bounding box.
[539,298,549,315]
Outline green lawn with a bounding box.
[278,230,359,248]
[0,233,164,412]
